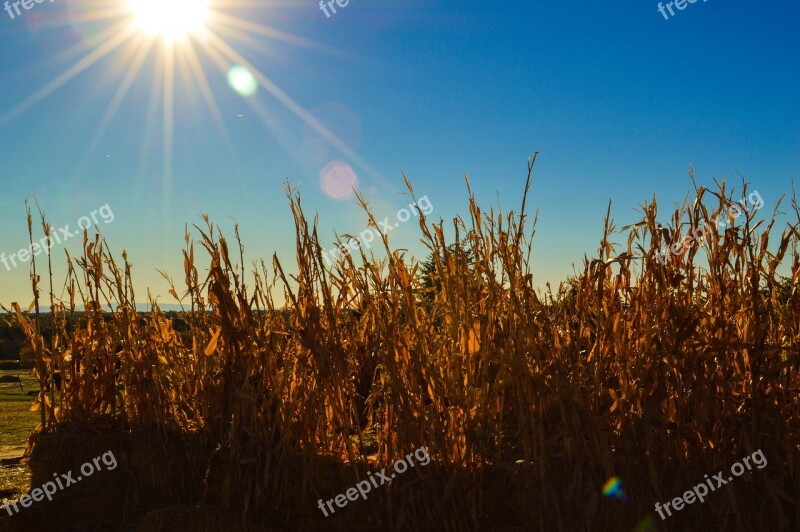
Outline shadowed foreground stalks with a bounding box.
[4,160,800,531]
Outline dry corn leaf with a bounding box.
[205,326,222,356]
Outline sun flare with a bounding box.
[128,0,211,41]
[0,0,394,207]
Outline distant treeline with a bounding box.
[0,318,25,359]
[0,310,197,360]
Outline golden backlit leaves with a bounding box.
[3,174,799,528]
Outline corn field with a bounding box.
[5,158,800,530]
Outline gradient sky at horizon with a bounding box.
[0,0,798,307]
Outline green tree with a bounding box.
[418,241,475,306]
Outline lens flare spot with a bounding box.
[66,3,107,47]
[602,476,626,502]
[634,515,657,531]
[320,161,359,200]
[227,66,258,97]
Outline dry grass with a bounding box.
[0,369,39,503]
[4,157,800,530]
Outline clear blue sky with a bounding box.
[1,0,798,307]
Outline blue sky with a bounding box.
[0,0,798,307]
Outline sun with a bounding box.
[0,0,397,208]
[128,0,211,41]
